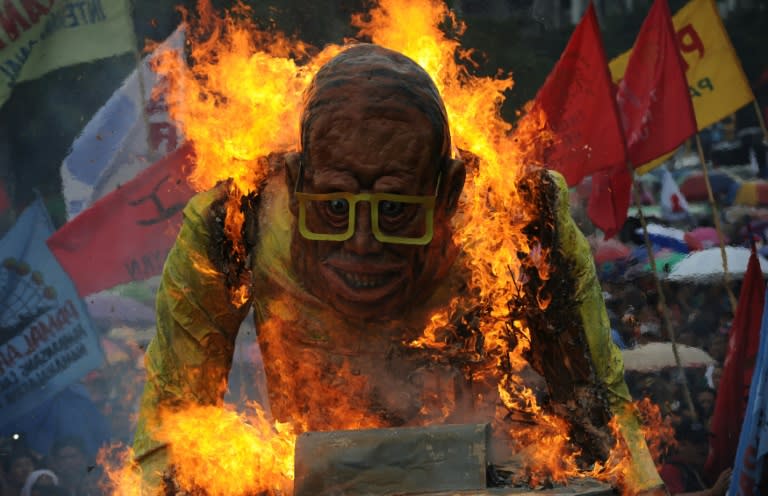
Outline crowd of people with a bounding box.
[573,119,768,494]
[0,436,99,496]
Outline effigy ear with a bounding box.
[440,157,466,216]
[284,152,301,215]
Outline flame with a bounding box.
[158,403,295,495]
[634,397,677,467]
[97,445,142,496]
[114,0,644,492]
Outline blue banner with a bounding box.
[0,198,103,424]
[730,288,768,494]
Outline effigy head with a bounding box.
[287,43,465,321]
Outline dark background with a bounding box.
[1,0,766,228]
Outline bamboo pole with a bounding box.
[693,135,738,314]
[625,162,699,423]
[128,0,154,162]
[754,100,768,140]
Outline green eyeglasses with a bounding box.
[294,160,440,246]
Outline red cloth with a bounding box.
[587,165,633,239]
[658,464,686,494]
[47,144,195,296]
[532,3,626,187]
[616,0,697,165]
[705,247,766,476]
[587,0,697,236]
[0,179,9,213]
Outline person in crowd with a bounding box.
[47,438,93,496]
[694,387,716,429]
[2,448,38,496]
[659,420,731,496]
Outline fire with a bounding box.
[158,404,295,495]
[105,0,642,493]
[634,397,677,466]
[98,445,142,496]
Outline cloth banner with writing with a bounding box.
[532,3,626,187]
[47,144,195,296]
[0,0,135,106]
[610,0,754,174]
[588,0,696,238]
[706,246,766,480]
[62,25,185,220]
[0,197,103,424]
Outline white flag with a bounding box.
[660,168,689,222]
[61,25,185,220]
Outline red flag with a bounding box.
[587,166,633,239]
[705,247,766,477]
[587,0,696,237]
[617,0,696,165]
[47,144,196,296]
[533,3,626,187]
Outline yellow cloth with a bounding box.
[0,0,135,106]
[133,185,253,489]
[134,170,662,492]
[551,171,663,492]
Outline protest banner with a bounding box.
[48,144,195,296]
[531,3,626,187]
[0,0,135,106]
[61,25,185,220]
[0,197,103,423]
[609,0,755,174]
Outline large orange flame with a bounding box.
[158,404,295,495]
[101,0,652,494]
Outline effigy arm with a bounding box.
[132,184,254,492]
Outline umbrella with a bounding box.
[638,224,689,253]
[684,227,726,251]
[642,250,686,274]
[622,342,716,372]
[667,246,768,283]
[679,171,739,203]
[594,238,631,264]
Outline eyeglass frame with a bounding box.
[293,158,441,246]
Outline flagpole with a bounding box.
[625,161,699,423]
[694,134,739,314]
[128,0,154,163]
[754,99,768,143]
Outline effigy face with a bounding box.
[288,45,464,321]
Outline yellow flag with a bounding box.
[0,0,135,106]
[610,0,754,174]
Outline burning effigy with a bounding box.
[110,1,669,495]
